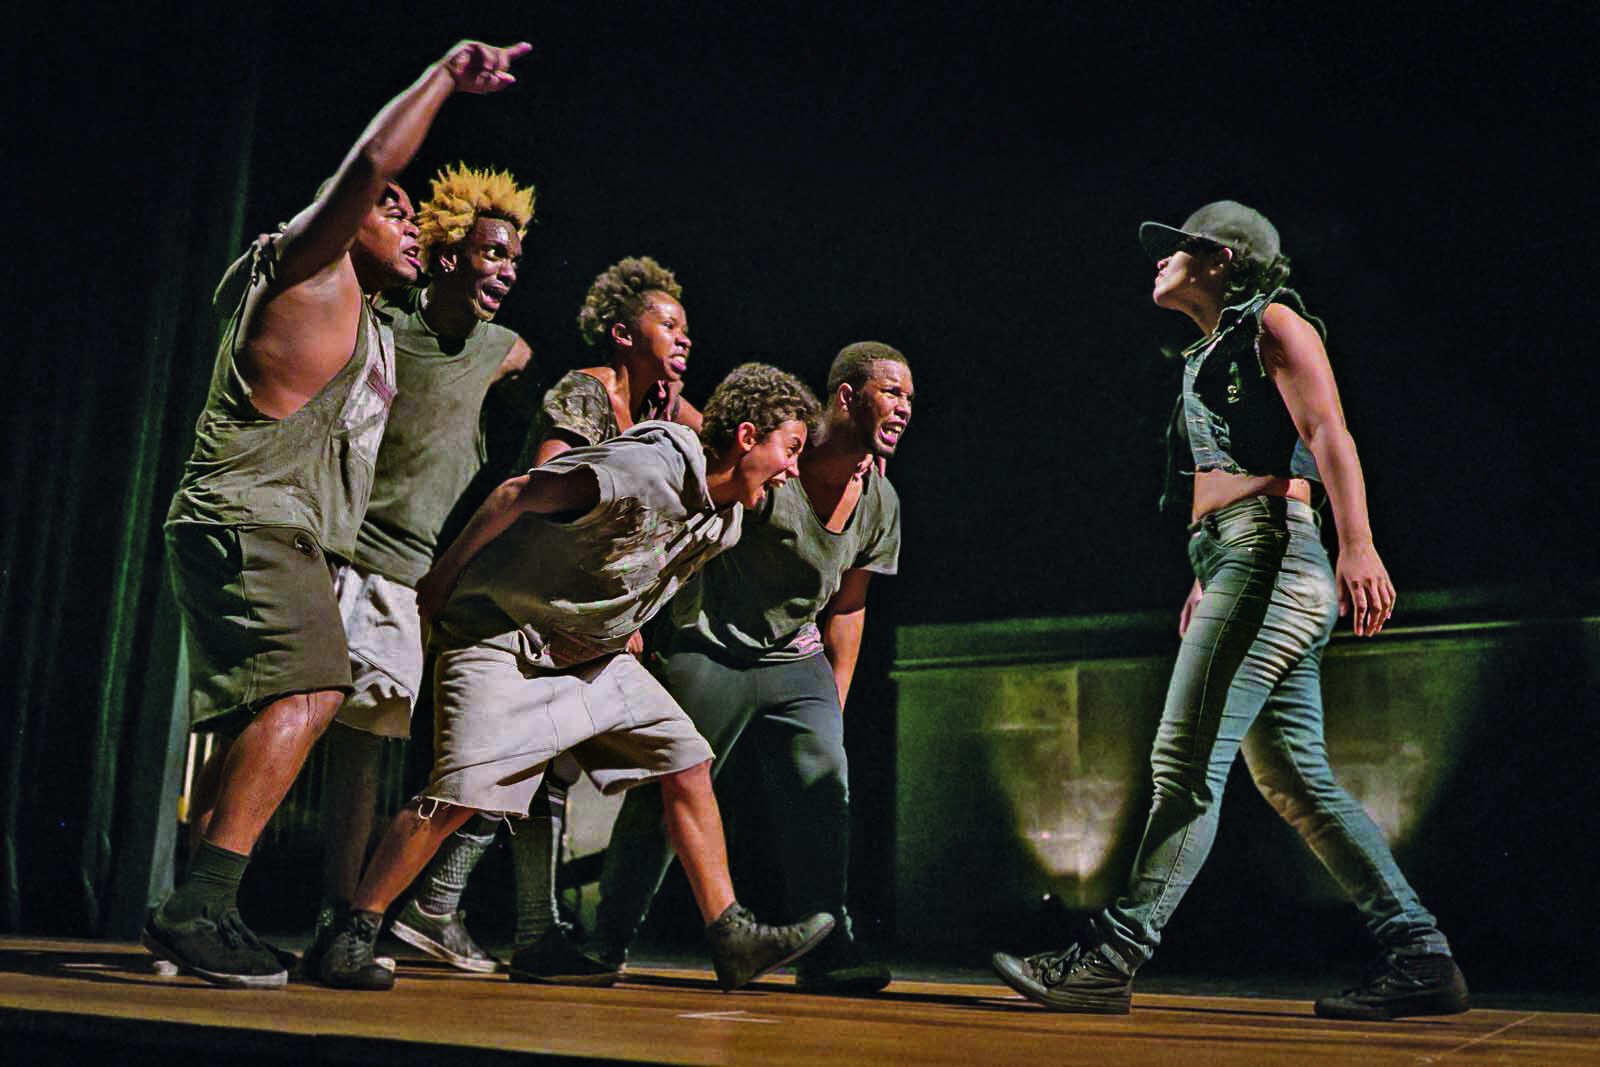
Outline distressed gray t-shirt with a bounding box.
[433,421,743,664]
[667,469,900,664]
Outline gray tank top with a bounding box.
[166,236,397,561]
[352,293,519,585]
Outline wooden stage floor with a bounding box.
[2,936,1595,1065]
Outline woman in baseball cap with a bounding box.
[992,200,1468,1021]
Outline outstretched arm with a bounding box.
[416,466,599,622]
[820,569,874,710]
[1262,302,1395,636]
[274,40,531,289]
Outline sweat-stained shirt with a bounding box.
[431,421,743,667]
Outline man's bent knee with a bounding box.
[256,689,346,737]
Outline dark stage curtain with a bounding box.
[2,3,264,937]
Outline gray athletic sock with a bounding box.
[512,778,567,948]
[164,840,250,921]
[412,814,500,916]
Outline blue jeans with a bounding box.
[1093,495,1447,975]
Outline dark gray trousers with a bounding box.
[595,648,850,956]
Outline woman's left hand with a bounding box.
[1336,542,1396,637]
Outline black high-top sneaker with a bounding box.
[794,927,892,995]
[318,909,395,991]
[1315,950,1470,1020]
[508,923,622,986]
[991,944,1132,1014]
[704,904,834,991]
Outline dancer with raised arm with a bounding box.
[153,40,529,989]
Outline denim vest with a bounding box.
[1160,288,1321,514]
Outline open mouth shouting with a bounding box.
[480,281,510,312]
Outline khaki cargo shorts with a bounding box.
[332,563,424,739]
[424,643,713,816]
[165,522,351,733]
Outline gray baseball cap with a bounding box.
[1139,200,1280,264]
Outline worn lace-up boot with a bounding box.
[318,909,395,991]
[509,922,622,986]
[705,904,835,991]
[991,944,1132,1014]
[1315,949,1470,1020]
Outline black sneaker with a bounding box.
[509,924,622,987]
[991,944,1132,1014]
[1315,950,1470,1020]
[705,904,834,992]
[389,899,499,974]
[318,910,395,991]
[141,904,288,990]
[258,938,300,974]
[794,929,892,995]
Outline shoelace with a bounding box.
[339,916,380,966]
[1343,952,1420,996]
[217,910,263,952]
[724,907,808,948]
[1024,945,1089,988]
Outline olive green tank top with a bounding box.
[352,292,520,585]
[166,236,397,561]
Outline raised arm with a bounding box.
[415,465,599,622]
[1261,302,1395,637]
[275,40,531,289]
[819,568,874,710]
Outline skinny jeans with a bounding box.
[1094,495,1447,975]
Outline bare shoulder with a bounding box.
[236,257,365,414]
[1259,301,1325,369]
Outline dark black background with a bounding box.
[26,0,1596,615]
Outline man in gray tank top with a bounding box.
[312,366,837,993]
[148,40,530,991]
[587,342,914,994]
[306,164,538,977]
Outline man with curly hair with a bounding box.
[589,342,913,994]
[152,40,529,990]
[314,365,838,993]
[387,254,708,984]
[302,162,538,978]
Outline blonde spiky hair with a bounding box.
[415,163,536,265]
